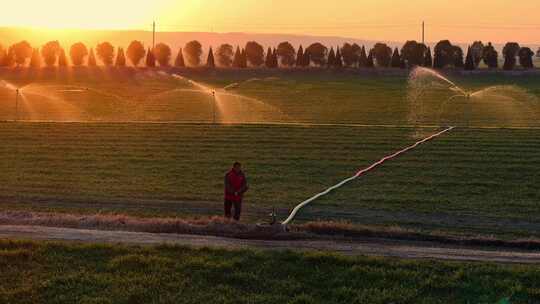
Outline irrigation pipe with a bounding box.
[281,126,455,226]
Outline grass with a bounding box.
[0,68,539,237]
[1,240,540,304]
[0,123,539,237]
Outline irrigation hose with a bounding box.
[281,126,455,226]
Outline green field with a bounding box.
[1,240,539,304]
[1,68,540,126]
[1,68,540,237]
[1,123,539,237]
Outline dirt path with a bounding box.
[1,225,540,264]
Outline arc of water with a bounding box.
[282,126,455,226]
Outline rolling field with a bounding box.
[2,240,540,304]
[1,68,539,126]
[1,122,538,237]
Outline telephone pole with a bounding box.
[152,21,156,50]
[422,21,425,44]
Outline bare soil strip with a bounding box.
[1,225,539,264]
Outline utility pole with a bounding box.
[152,21,156,50]
[422,21,425,45]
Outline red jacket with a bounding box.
[224,169,248,202]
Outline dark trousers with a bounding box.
[224,200,242,221]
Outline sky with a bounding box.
[1,0,539,43]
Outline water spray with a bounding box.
[281,126,455,227]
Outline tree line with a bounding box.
[0,39,536,71]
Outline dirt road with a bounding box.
[1,225,539,264]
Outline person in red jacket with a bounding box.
[224,162,249,221]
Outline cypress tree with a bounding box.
[58,48,68,67]
[207,47,215,68]
[232,46,242,68]
[296,45,304,67]
[335,47,343,67]
[146,48,156,68]
[115,47,126,67]
[358,46,368,68]
[327,47,336,67]
[271,48,278,68]
[241,48,248,68]
[464,46,475,71]
[302,51,310,67]
[424,47,433,68]
[88,48,97,67]
[29,48,41,68]
[390,48,401,68]
[175,48,185,67]
[366,49,375,68]
[265,47,273,68]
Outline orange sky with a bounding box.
[1,0,539,43]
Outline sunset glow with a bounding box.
[1,0,539,43]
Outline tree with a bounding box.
[327,47,336,67]
[12,41,32,67]
[0,46,8,67]
[5,47,15,67]
[58,48,68,67]
[295,45,304,67]
[470,41,484,67]
[145,48,156,68]
[432,40,464,69]
[232,46,242,68]
[216,44,233,67]
[401,41,427,67]
[372,43,392,67]
[366,49,375,68]
[302,51,311,67]
[272,48,279,68]
[503,42,520,70]
[240,48,248,68]
[335,47,343,67]
[207,47,215,68]
[265,47,273,68]
[70,42,88,66]
[126,41,145,67]
[464,46,475,71]
[115,47,126,67]
[390,48,401,68]
[424,47,433,68]
[245,41,264,67]
[341,43,360,67]
[30,48,41,68]
[175,48,185,67]
[88,48,97,67]
[305,43,328,66]
[358,46,368,68]
[453,46,464,68]
[276,42,296,67]
[96,42,114,66]
[518,47,534,69]
[184,41,203,67]
[41,41,60,67]
[482,43,498,68]
[154,43,172,67]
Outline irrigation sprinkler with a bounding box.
[15,88,20,121]
[212,90,217,124]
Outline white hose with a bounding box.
[282,127,455,225]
